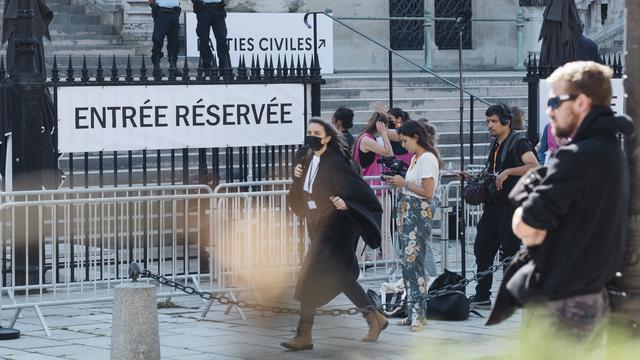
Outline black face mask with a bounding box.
[305,135,325,151]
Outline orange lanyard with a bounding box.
[492,142,502,173]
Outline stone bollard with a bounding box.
[110,283,161,360]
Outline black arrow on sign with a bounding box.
[319,39,326,48]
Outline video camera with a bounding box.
[378,156,408,180]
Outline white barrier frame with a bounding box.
[0,177,477,335]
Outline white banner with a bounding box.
[186,12,334,73]
[57,84,305,153]
[538,78,624,134]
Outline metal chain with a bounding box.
[138,255,514,317]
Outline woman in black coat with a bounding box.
[282,118,387,351]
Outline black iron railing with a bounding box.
[0,52,322,189]
[523,53,623,145]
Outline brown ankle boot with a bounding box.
[362,310,389,342]
[280,322,313,350]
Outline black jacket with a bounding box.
[519,106,633,300]
[288,146,382,307]
[575,35,601,63]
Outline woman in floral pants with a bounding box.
[385,120,442,331]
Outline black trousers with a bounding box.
[473,203,521,300]
[195,4,230,69]
[299,203,371,324]
[300,281,371,324]
[151,8,180,61]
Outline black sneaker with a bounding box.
[469,295,492,310]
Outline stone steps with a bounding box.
[49,24,116,35]
[321,96,528,114]
[320,107,526,125]
[323,73,526,88]
[322,85,529,100]
[321,72,530,169]
[42,34,124,46]
[51,13,102,25]
[44,44,138,56]
[0,0,134,60]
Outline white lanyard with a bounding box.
[304,157,320,193]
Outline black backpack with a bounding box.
[426,269,481,321]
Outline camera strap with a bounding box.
[488,131,522,173]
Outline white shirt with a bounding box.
[403,152,439,199]
[303,155,321,193]
[156,0,179,7]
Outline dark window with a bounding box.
[435,0,472,50]
[601,4,608,25]
[518,0,549,6]
[389,0,425,50]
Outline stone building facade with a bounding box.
[81,0,623,72]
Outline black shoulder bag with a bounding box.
[462,132,523,205]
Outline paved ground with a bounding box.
[0,279,522,360]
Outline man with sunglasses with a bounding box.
[465,104,539,310]
[512,61,633,339]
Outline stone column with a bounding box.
[121,0,155,53]
[110,283,161,360]
[70,0,125,32]
[522,4,546,59]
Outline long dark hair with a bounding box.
[397,120,444,168]
[359,111,389,136]
[309,118,350,159]
[388,108,410,123]
[417,117,437,144]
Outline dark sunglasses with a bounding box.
[547,94,578,110]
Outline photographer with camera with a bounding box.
[461,104,538,309]
[385,120,443,332]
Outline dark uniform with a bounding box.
[192,0,230,70]
[149,0,181,69]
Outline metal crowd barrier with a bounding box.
[0,177,478,335]
[439,180,484,277]
[0,185,214,336]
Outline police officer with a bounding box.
[149,0,182,75]
[192,0,230,72]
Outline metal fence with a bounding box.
[0,185,213,335]
[0,52,322,189]
[0,178,482,334]
[523,54,624,145]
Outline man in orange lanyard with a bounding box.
[468,104,538,309]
